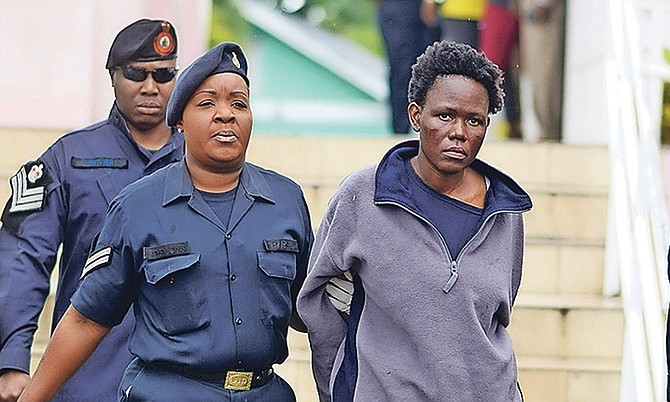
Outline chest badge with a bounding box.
[263,239,299,253]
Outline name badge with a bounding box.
[71,157,128,169]
[263,239,299,253]
[143,241,190,260]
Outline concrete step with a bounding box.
[478,141,610,190]
[524,188,608,242]
[517,355,620,402]
[522,239,605,296]
[509,294,623,359]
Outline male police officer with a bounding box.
[0,19,184,402]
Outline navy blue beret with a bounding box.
[166,42,249,126]
[106,19,178,69]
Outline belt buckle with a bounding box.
[224,371,253,391]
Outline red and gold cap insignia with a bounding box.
[153,22,175,57]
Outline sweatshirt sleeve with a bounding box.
[297,193,350,402]
[510,213,526,306]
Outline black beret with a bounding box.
[166,42,249,126]
[106,19,178,69]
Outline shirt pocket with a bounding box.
[257,250,297,329]
[141,254,210,335]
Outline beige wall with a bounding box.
[0,0,210,131]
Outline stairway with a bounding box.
[9,131,619,401]
[479,141,619,402]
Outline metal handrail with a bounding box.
[605,0,670,400]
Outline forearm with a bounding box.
[0,275,51,374]
[17,306,110,402]
[0,210,61,372]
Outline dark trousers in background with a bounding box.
[378,0,440,134]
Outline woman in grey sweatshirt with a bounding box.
[298,41,532,401]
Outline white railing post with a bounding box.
[605,0,670,400]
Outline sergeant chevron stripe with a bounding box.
[9,167,45,213]
[81,247,113,279]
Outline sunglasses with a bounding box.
[117,65,178,83]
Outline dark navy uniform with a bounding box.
[71,159,313,401]
[0,105,184,401]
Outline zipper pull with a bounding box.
[443,261,459,294]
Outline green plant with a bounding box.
[209,1,383,56]
[308,0,383,56]
[662,82,670,144]
[210,0,252,47]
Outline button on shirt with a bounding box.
[0,105,184,402]
[72,159,313,372]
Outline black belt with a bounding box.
[153,362,273,391]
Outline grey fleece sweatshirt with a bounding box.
[297,140,532,401]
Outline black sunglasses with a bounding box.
[117,65,178,83]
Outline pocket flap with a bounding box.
[257,252,296,280]
[143,254,201,284]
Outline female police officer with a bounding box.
[18,42,313,402]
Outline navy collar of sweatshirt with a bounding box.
[374,140,532,219]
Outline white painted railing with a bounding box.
[604,0,670,400]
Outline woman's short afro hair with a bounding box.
[408,41,505,115]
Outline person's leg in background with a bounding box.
[378,0,438,134]
[504,59,522,139]
[519,0,566,141]
[441,17,479,48]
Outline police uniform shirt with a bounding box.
[72,159,313,372]
[0,105,184,402]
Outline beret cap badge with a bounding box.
[153,22,175,57]
[231,52,241,69]
[106,19,178,69]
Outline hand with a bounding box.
[0,370,30,402]
[420,1,439,28]
[326,271,354,315]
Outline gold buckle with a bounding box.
[224,371,253,391]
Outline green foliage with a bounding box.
[309,0,383,56]
[210,0,252,47]
[664,48,670,65]
[209,0,383,57]
[662,82,670,144]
